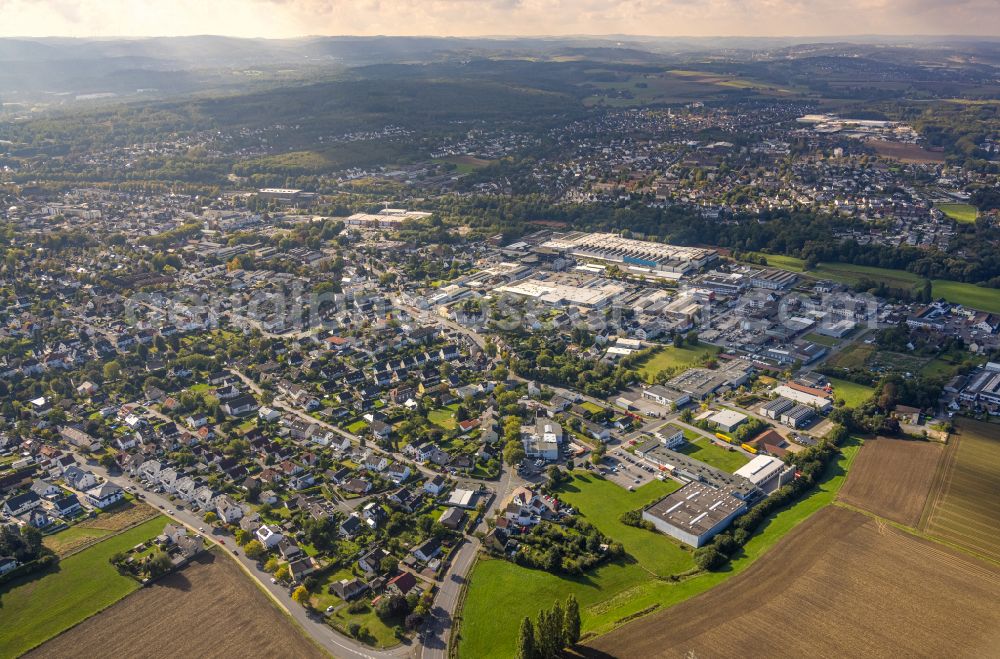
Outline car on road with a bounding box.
[198,527,205,532]
[218,538,225,545]
[271,577,277,584]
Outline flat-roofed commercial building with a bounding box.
[772,385,833,413]
[642,482,747,547]
[733,455,795,492]
[495,279,624,309]
[538,232,717,275]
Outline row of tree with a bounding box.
[516,595,582,659]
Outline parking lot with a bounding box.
[600,448,659,490]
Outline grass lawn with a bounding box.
[936,203,978,224]
[802,332,841,347]
[43,525,114,556]
[458,439,861,658]
[826,377,875,408]
[635,344,721,383]
[428,405,458,430]
[827,342,875,370]
[345,420,368,434]
[580,401,606,415]
[676,437,751,473]
[0,515,168,657]
[328,599,403,648]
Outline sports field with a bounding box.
[923,418,1000,563]
[457,439,860,658]
[0,515,168,658]
[584,506,1000,658]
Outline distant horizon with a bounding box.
[2,33,1000,42]
[0,0,998,41]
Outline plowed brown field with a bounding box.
[837,436,944,526]
[581,506,1000,658]
[27,551,325,659]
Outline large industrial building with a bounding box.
[344,208,433,228]
[642,482,748,547]
[537,232,717,275]
[495,278,625,309]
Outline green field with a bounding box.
[924,418,1000,563]
[676,436,751,473]
[458,438,860,658]
[428,404,459,430]
[747,253,1000,314]
[826,377,875,408]
[0,515,168,657]
[936,203,978,224]
[635,344,721,383]
[802,332,841,347]
[931,280,1000,315]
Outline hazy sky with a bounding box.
[1,0,998,38]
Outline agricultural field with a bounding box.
[923,418,1000,563]
[584,506,1000,658]
[869,140,947,163]
[0,515,168,658]
[936,202,978,224]
[26,551,325,659]
[634,344,721,383]
[676,436,751,473]
[838,436,944,527]
[457,439,860,658]
[826,377,875,408]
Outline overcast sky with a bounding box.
[1,0,998,39]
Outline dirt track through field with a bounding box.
[838,436,943,526]
[581,506,1000,659]
[27,551,326,659]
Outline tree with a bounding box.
[535,608,557,659]
[550,601,566,651]
[147,550,173,577]
[243,539,265,561]
[203,511,218,524]
[376,593,409,620]
[516,617,537,659]
[103,360,122,381]
[380,555,398,575]
[274,564,290,582]
[98,453,117,471]
[405,612,424,630]
[563,595,581,646]
[503,443,526,466]
[693,545,726,571]
[292,585,310,606]
[234,529,251,545]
